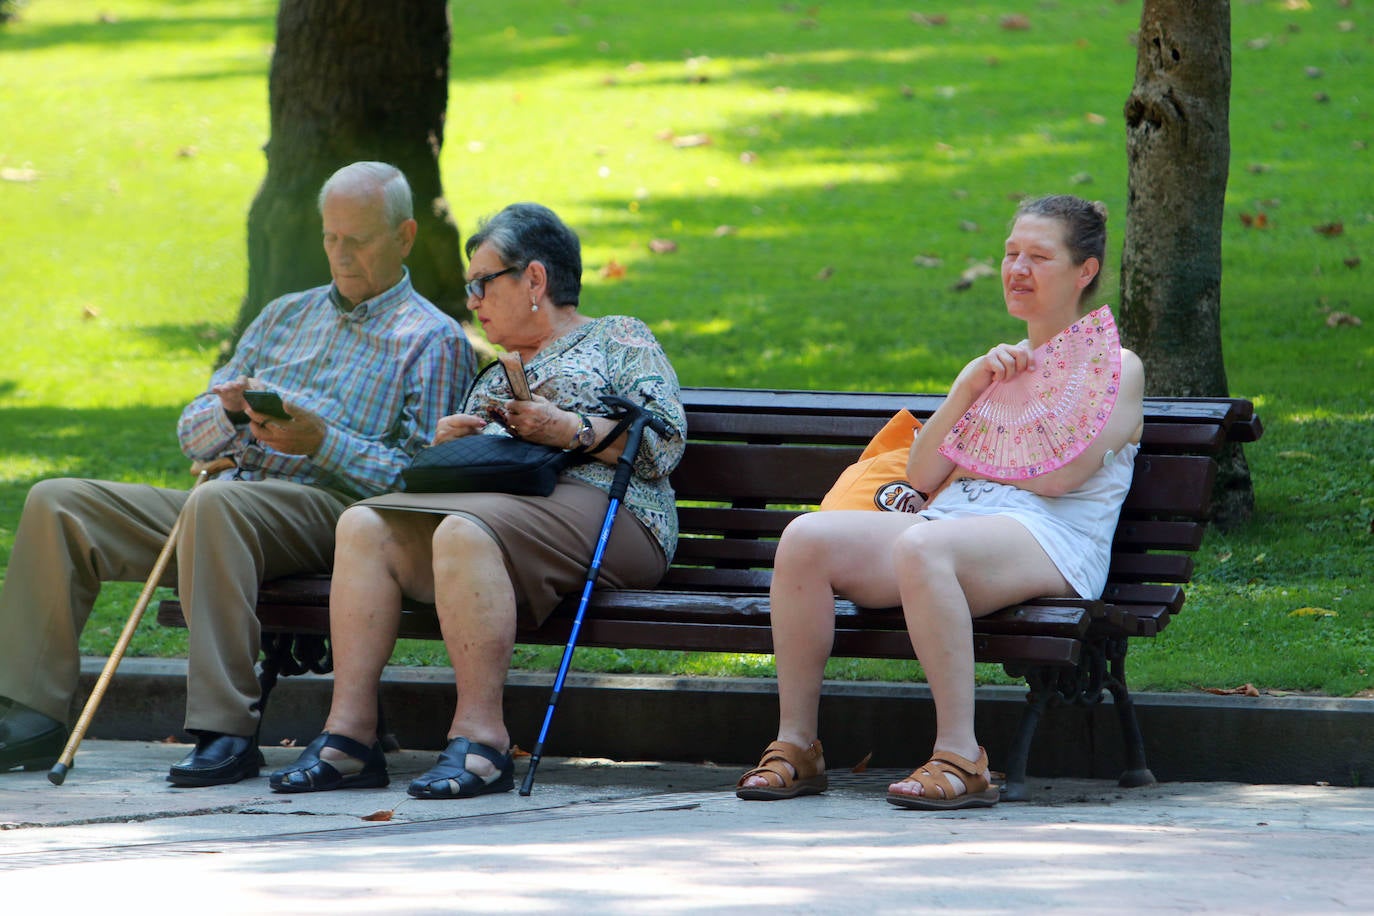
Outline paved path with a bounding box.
[2,740,1371,913]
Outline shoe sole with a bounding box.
[885,787,1000,810]
[270,772,390,793]
[736,774,828,801]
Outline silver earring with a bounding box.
[531,302,539,312]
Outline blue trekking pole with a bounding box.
[519,395,673,795]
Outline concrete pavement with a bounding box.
[3,739,1372,914]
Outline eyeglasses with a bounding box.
[465,266,520,300]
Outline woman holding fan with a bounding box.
[737,195,1145,810]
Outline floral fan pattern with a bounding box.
[937,304,1122,481]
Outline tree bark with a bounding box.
[1121,0,1253,525]
[227,0,466,352]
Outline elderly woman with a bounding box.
[270,203,685,798]
[736,195,1145,810]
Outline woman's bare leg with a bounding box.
[430,515,521,777]
[319,507,439,759]
[888,515,1070,798]
[742,510,924,788]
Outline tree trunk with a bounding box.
[1121,0,1253,525]
[227,0,466,352]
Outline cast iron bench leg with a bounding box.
[1107,646,1156,788]
[1001,682,1054,801]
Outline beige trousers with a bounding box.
[0,476,350,736]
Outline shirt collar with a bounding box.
[328,267,413,322]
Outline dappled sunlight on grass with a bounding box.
[2,0,1369,693]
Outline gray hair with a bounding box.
[317,161,413,228]
[1014,194,1108,301]
[465,203,582,307]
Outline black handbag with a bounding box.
[401,434,582,496]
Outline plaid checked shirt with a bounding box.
[178,271,475,499]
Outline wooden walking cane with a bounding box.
[48,456,236,785]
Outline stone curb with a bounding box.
[79,657,1373,787]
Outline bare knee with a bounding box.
[432,515,501,563]
[776,513,844,572]
[892,524,954,585]
[337,505,391,547]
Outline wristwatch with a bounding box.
[570,413,596,451]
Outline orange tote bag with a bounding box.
[819,409,927,513]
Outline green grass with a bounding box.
[1,0,1370,695]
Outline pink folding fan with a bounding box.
[937,304,1122,481]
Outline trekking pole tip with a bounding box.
[47,762,70,786]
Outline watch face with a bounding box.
[577,420,596,448]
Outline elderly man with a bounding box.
[0,161,476,786]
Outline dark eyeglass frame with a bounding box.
[465,265,520,300]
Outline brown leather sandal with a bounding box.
[886,746,1000,810]
[735,739,828,801]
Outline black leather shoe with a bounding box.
[166,731,263,787]
[0,699,67,773]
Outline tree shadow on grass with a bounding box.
[0,5,275,53]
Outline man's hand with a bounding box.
[432,413,487,445]
[248,397,326,456]
[212,377,253,414]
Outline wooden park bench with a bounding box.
[158,386,1262,800]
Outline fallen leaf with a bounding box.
[1277,450,1317,460]
[1,167,39,182]
[1084,112,1106,125]
[851,751,873,773]
[953,261,996,291]
[1313,221,1344,236]
[713,224,738,237]
[1198,683,1261,697]
[160,735,181,744]
[1000,14,1031,31]
[1247,163,1272,174]
[362,809,395,821]
[814,266,835,280]
[739,150,758,164]
[1343,256,1361,269]
[1313,91,1330,103]
[959,219,979,233]
[1288,606,1337,618]
[177,145,198,158]
[1305,66,1324,79]
[1326,311,1362,327]
[671,133,712,149]
[1239,212,1269,229]
[600,259,627,280]
[82,305,101,320]
[911,12,947,26]
[1070,172,1093,185]
[509,744,531,758]
[647,238,678,254]
[912,254,943,268]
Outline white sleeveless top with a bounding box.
[917,442,1140,598]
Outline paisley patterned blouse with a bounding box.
[463,315,687,561]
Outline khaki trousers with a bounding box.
[0,476,350,736]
